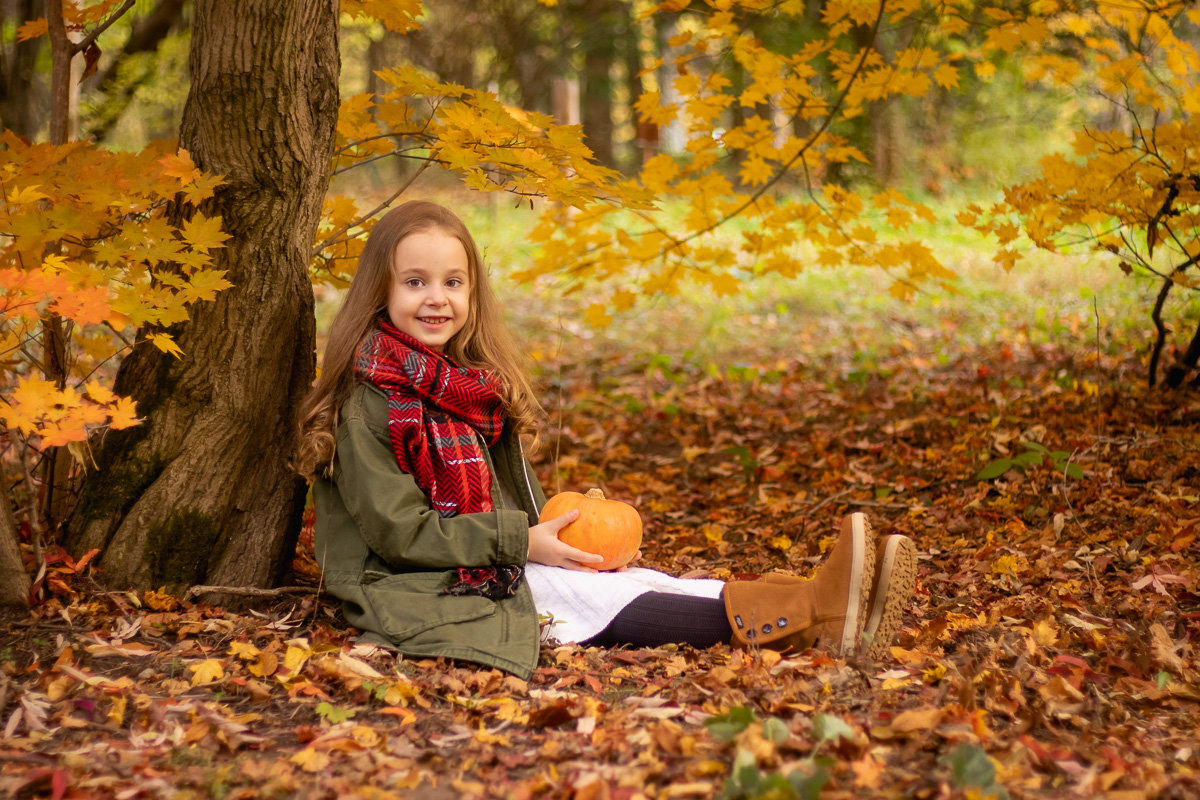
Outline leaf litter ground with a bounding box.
[2,288,1199,800]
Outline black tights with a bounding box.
[580,591,732,649]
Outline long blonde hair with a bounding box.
[294,200,542,480]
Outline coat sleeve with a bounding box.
[331,398,531,570]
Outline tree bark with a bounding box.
[0,473,30,608]
[64,0,339,596]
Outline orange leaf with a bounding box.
[16,18,48,41]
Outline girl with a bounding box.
[295,200,917,680]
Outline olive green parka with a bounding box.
[312,382,546,679]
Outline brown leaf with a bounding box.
[79,42,102,82]
[527,700,574,729]
[1148,623,1184,672]
[890,706,943,733]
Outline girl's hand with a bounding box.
[613,551,642,572]
[528,510,605,571]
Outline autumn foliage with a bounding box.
[0,137,229,448]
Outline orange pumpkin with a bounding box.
[539,488,642,571]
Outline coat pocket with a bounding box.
[361,571,496,641]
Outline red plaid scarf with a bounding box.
[354,320,504,517]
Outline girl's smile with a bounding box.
[387,229,471,351]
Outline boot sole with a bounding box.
[862,535,917,660]
[838,512,874,656]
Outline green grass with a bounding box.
[314,181,1198,385]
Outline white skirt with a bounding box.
[524,563,726,644]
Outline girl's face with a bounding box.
[386,228,471,351]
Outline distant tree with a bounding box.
[0,0,47,138]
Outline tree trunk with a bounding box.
[64,0,339,595]
[0,473,30,608]
[579,0,619,169]
[0,0,46,139]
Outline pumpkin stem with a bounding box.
[584,488,606,499]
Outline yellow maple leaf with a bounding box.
[83,379,116,405]
[6,184,50,204]
[933,62,960,89]
[182,269,234,303]
[181,214,230,253]
[147,333,184,359]
[991,554,1019,577]
[851,753,884,788]
[738,155,774,187]
[109,397,141,430]
[582,303,612,328]
[341,0,422,33]
[189,659,226,686]
[283,644,312,674]
[228,641,260,660]
[290,747,330,773]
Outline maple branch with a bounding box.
[331,151,400,177]
[334,132,432,156]
[71,0,136,55]
[311,159,431,256]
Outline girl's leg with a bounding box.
[582,591,732,649]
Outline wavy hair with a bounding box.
[294,200,542,480]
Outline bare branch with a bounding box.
[183,584,316,602]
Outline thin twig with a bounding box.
[311,160,431,256]
[808,488,856,516]
[1059,447,1097,548]
[846,499,924,510]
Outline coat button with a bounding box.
[746,628,757,639]
[777,617,788,628]
[733,615,744,629]
[761,623,773,634]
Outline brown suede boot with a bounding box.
[758,532,917,659]
[723,513,874,656]
[861,534,917,660]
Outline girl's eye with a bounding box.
[405,279,423,288]
[447,279,464,288]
